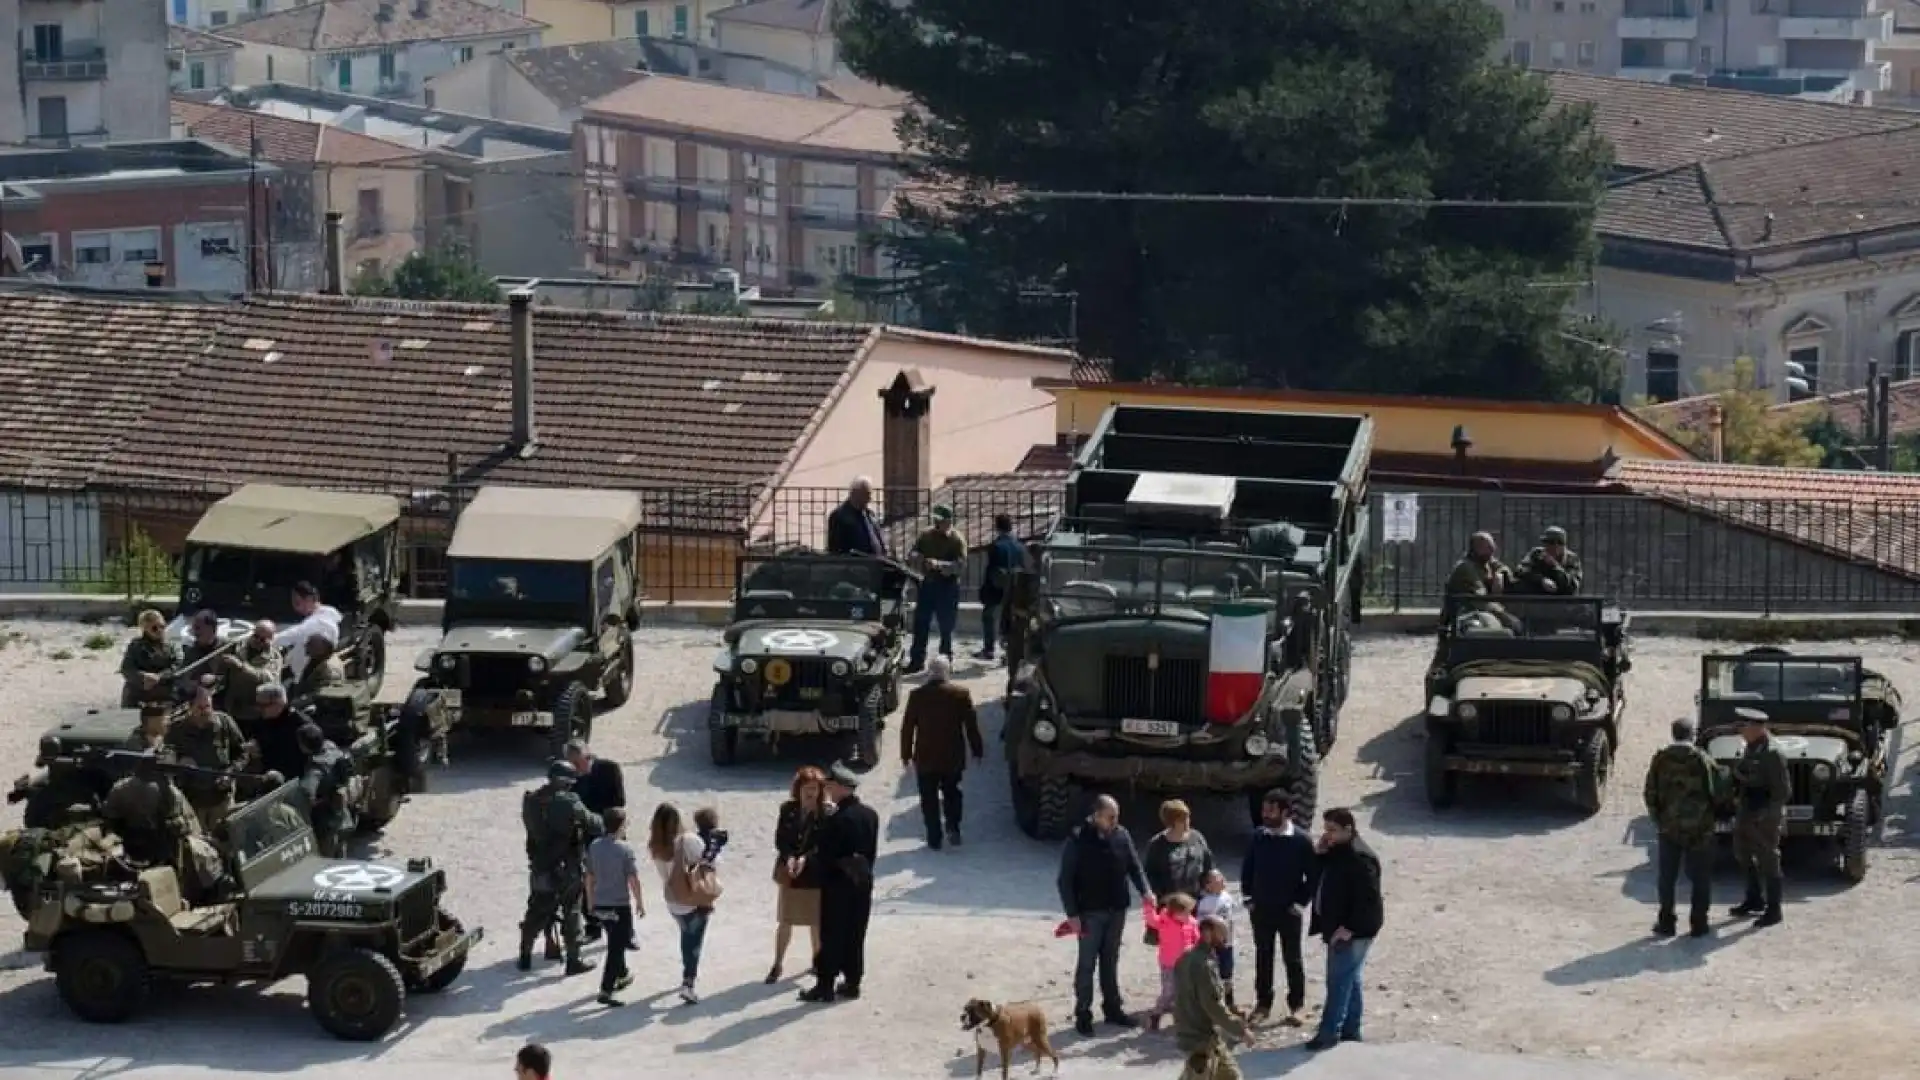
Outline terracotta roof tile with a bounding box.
[221,0,545,52]
[817,75,908,109]
[583,74,901,156]
[0,288,223,488]
[174,99,424,166]
[1775,377,1920,438]
[102,293,879,531]
[885,470,1066,550]
[1017,442,1074,471]
[502,39,648,110]
[1596,164,1728,250]
[168,25,241,54]
[1608,458,1920,579]
[1705,126,1920,249]
[712,0,834,34]
[1545,71,1919,174]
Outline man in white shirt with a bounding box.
[275,581,342,683]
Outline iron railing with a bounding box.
[6,480,1920,613]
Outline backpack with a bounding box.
[667,847,723,909]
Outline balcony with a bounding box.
[791,201,859,227]
[1778,11,1892,41]
[373,72,413,98]
[1782,61,1893,89]
[1617,17,1698,40]
[624,174,678,199]
[22,46,107,80]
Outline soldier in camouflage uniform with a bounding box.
[290,635,345,709]
[1443,533,1512,598]
[519,760,603,975]
[164,685,254,832]
[179,610,226,674]
[297,723,356,857]
[224,621,283,728]
[1512,527,1584,596]
[1728,707,1792,928]
[1643,717,1723,937]
[101,757,200,874]
[119,609,181,709]
[124,706,172,752]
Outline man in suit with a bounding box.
[826,476,888,557]
[800,761,880,1004]
[899,655,984,849]
[565,738,624,943]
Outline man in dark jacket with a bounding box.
[900,655,984,850]
[1240,789,1317,1027]
[976,514,1027,661]
[1305,807,1383,1051]
[1644,717,1722,938]
[802,761,880,1004]
[296,723,355,858]
[826,477,888,557]
[1058,794,1154,1036]
[565,738,624,941]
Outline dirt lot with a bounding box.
[0,619,1916,1080]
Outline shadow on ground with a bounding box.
[1354,713,1591,839]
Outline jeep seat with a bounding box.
[170,902,237,936]
[138,866,184,918]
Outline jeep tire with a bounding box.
[1841,788,1870,883]
[53,929,148,1024]
[308,947,406,1041]
[1011,770,1074,841]
[853,684,883,766]
[1573,728,1611,815]
[359,626,388,698]
[1281,722,1320,831]
[1424,729,1457,810]
[602,639,635,710]
[548,682,592,762]
[709,685,738,767]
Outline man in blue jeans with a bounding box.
[1305,807,1383,1051]
[976,513,1027,662]
[907,504,966,672]
[1057,794,1155,1036]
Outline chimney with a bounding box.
[509,288,538,452]
[144,262,166,288]
[878,369,933,522]
[323,211,345,295]
[1707,401,1725,463]
[376,0,394,20]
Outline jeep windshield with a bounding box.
[738,558,885,603]
[1039,546,1289,618]
[182,546,321,617]
[1704,657,1860,703]
[447,559,588,622]
[1448,597,1600,640]
[227,782,316,868]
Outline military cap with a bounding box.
[193,608,219,626]
[931,504,954,522]
[827,760,862,790]
[295,722,325,751]
[1734,706,1771,726]
[1540,526,1568,543]
[36,734,62,761]
[547,759,579,784]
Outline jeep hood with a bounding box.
[1706,734,1850,765]
[731,625,873,663]
[1454,676,1590,705]
[249,856,432,903]
[437,622,585,659]
[43,708,144,748]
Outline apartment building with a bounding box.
[169,25,239,92]
[1501,0,1894,103]
[576,73,903,293]
[0,0,172,146]
[220,0,546,104]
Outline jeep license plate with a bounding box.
[1785,806,1814,821]
[1121,718,1180,737]
[799,687,823,700]
[512,711,552,727]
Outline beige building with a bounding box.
[515,0,739,46]
[576,72,903,293]
[711,0,834,79]
[0,0,172,145]
[1501,0,1894,103]
[169,25,239,92]
[221,0,545,104]
[425,37,648,126]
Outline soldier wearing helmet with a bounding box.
[519,759,603,975]
[1513,526,1584,596]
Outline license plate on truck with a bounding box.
[1121,718,1180,737]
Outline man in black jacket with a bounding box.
[1057,794,1154,1036]
[1240,790,1317,1027]
[565,739,624,942]
[825,477,888,557]
[1305,808,1384,1051]
[802,761,880,1004]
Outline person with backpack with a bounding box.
[295,723,355,857]
[977,513,1029,662]
[650,802,721,1004]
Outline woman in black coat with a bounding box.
[767,765,830,982]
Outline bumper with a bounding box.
[1016,744,1292,792]
[405,924,483,984]
[712,709,857,736]
[1714,807,1835,837]
[1440,752,1578,779]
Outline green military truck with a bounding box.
[1004,405,1371,839]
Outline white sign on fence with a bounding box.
[1382,493,1419,543]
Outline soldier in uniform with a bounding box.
[101,756,199,871]
[1512,527,1584,596]
[906,505,967,673]
[290,635,345,708]
[1728,706,1791,927]
[1444,532,1511,597]
[164,686,254,831]
[179,610,226,673]
[124,706,172,752]
[296,722,356,857]
[519,760,602,975]
[1643,717,1723,938]
[1172,916,1253,1080]
[223,620,283,729]
[119,609,181,709]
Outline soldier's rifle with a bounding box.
[165,636,251,702]
[43,747,280,799]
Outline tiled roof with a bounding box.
[503,39,648,111]
[171,99,421,166]
[712,0,834,35]
[0,287,223,488]
[1595,164,1726,250]
[1017,442,1075,471]
[1776,377,1920,438]
[221,0,545,52]
[817,75,908,109]
[168,24,241,54]
[882,470,1067,551]
[1544,71,1918,174]
[582,73,901,156]
[1608,458,1920,580]
[102,293,880,531]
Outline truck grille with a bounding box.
[397,882,439,943]
[460,656,528,698]
[766,661,830,707]
[1102,656,1205,725]
[1787,761,1821,807]
[1476,703,1554,747]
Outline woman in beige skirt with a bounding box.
[767,764,828,982]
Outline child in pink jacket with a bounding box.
[1142,892,1201,1031]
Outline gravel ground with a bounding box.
[0,619,1917,1080]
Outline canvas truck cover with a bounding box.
[187,485,402,555]
[447,486,646,563]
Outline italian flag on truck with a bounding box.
[1206,602,1267,722]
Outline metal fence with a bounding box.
[6,481,1920,613]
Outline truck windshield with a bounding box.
[738,558,883,603]
[449,560,588,606]
[1040,547,1282,616]
[1704,658,1858,702]
[184,547,319,590]
[228,782,316,868]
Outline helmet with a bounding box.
[35,735,62,763]
[546,760,579,784]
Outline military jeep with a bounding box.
[9,708,156,831]
[1696,648,1900,883]
[1423,595,1630,814]
[413,486,644,760]
[708,552,916,766]
[17,780,479,1040]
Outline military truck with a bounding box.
[1697,648,1899,882]
[412,487,644,760]
[709,552,917,766]
[1423,595,1630,814]
[1004,405,1371,840]
[15,778,480,1040]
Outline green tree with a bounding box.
[1646,359,1823,468]
[63,528,174,600]
[351,246,501,303]
[840,0,1609,398]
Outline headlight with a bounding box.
[1550,704,1573,722]
[1812,762,1834,782]
[739,658,759,675]
[437,654,457,670]
[1245,734,1270,757]
[831,660,850,677]
[1456,703,1478,720]
[1032,719,1058,744]
[528,656,547,673]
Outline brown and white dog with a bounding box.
[961,998,1060,1080]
